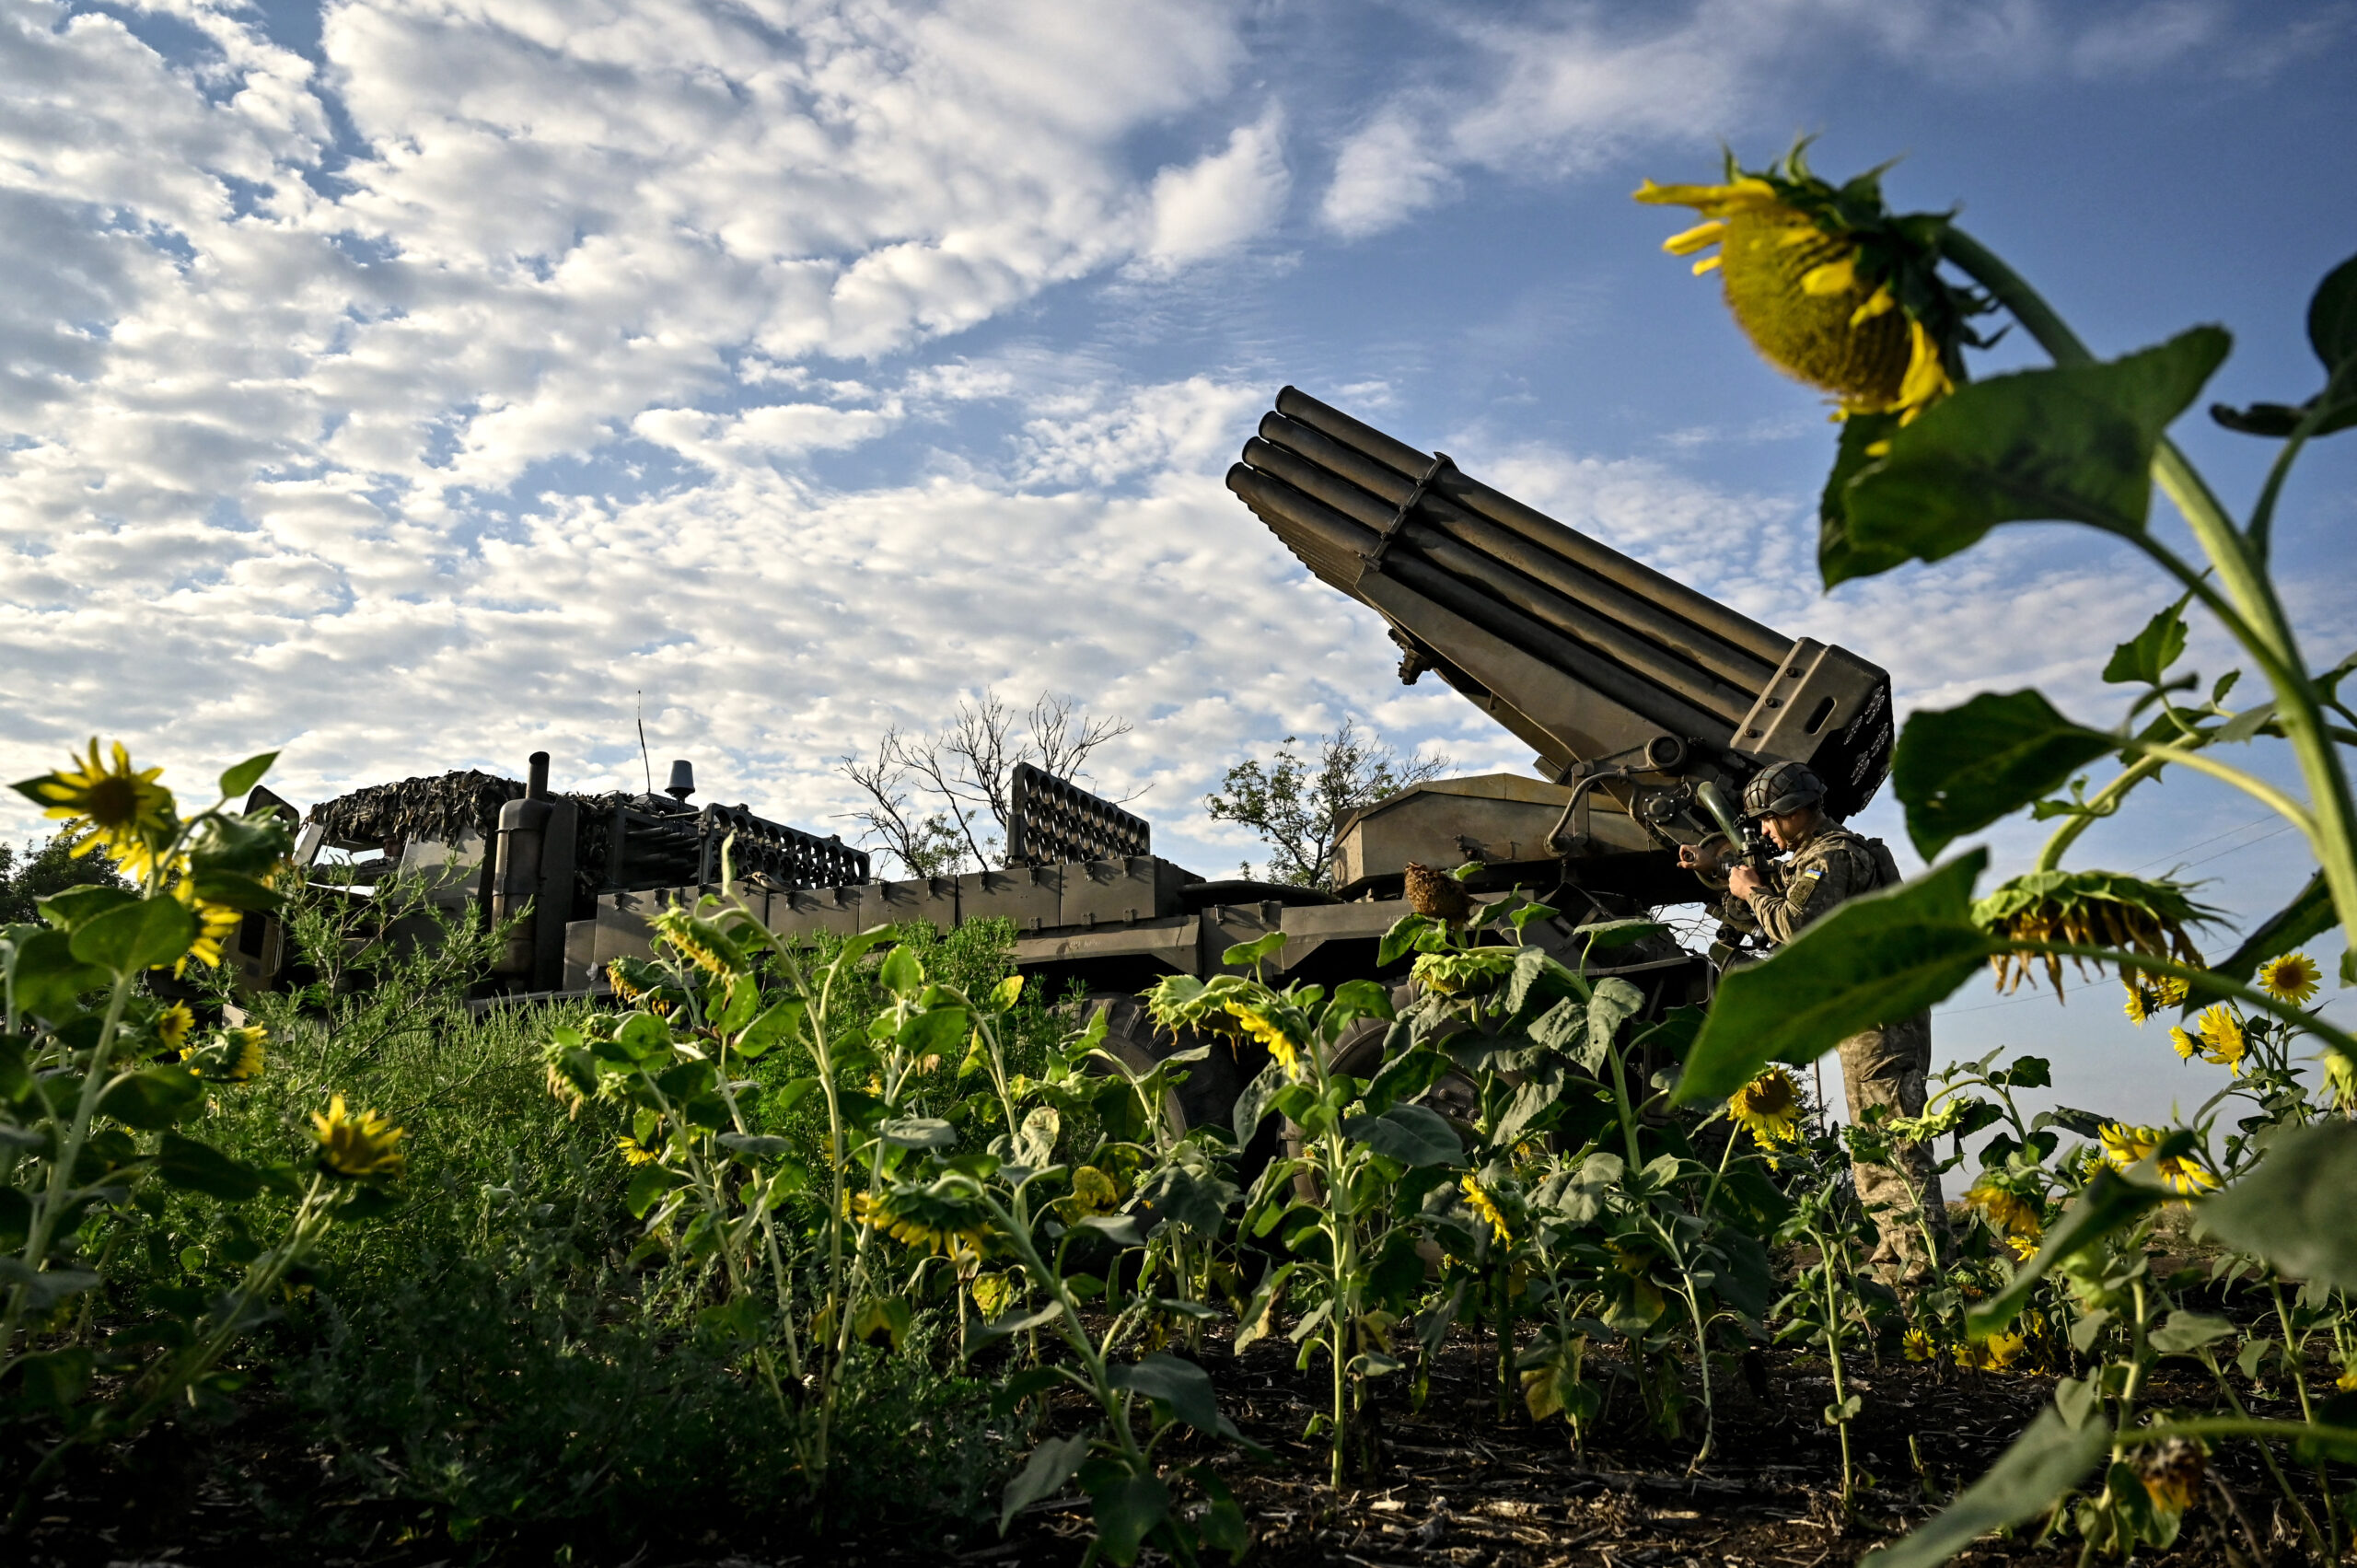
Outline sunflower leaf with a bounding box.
[1840,327,2231,573]
[1817,412,1910,587]
[2200,1121,2357,1289]
[2102,596,2191,686]
[1893,691,2115,860]
[1860,1407,2109,1568]
[1674,852,1994,1104]
[2308,251,2357,377]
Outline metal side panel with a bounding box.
[875,877,959,934]
[1016,915,1199,974]
[1061,855,1195,928]
[590,891,656,968]
[958,865,1063,935]
[1273,900,1407,970]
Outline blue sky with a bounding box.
[3,0,2352,1131]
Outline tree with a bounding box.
[0,830,132,923]
[1204,720,1449,889]
[839,691,1134,877]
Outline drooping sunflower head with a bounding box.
[2135,1436,2207,1517]
[1964,1177,2043,1243]
[180,1024,267,1083]
[1635,145,1984,423]
[2257,951,2322,1006]
[854,1178,993,1260]
[1460,1173,1513,1244]
[312,1094,406,1179]
[1955,1326,2027,1372]
[1971,871,2218,996]
[1226,1002,1304,1074]
[14,738,180,881]
[616,1134,659,1166]
[1411,947,1518,998]
[2169,1026,2201,1063]
[2098,1121,2217,1196]
[1728,1066,1803,1148]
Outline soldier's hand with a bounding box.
[1678,834,1731,875]
[1727,865,1765,900]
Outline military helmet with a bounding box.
[1742,761,1826,819]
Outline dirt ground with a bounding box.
[14,1321,2331,1568]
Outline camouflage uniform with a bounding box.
[1711,822,1947,1283]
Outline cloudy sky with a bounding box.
[5,0,2353,1124]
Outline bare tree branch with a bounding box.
[843,689,1139,873]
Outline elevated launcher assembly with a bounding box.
[238,389,1895,1116]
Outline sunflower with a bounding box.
[2121,981,2160,1026]
[1971,871,2216,996]
[2258,952,2321,1005]
[1411,947,1518,997]
[313,1095,405,1179]
[2193,1005,2247,1072]
[155,1001,196,1052]
[16,738,177,882]
[2169,1026,2200,1062]
[616,1134,659,1166]
[222,1025,265,1082]
[1965,1178,2043,1246]
[1901,1328,1939,1363]
[2136,1437,2206,1516]
[1956,1326,2026,1372]
[178,892,243,970]
[1226,1003,1303,1075]
[1728,1066,1803,1152]
[2098,1122,2218,1196]
[1461,1174,1513,1243]
[853,1180,992,1260]
[1634,145,1980,423]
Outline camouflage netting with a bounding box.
[308,771,526,849]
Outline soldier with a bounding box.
[1676,761,1947,1283]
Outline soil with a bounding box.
[11,1323,2335,1568]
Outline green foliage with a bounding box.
[1827,328,2231,580]
[0,832,130,926]
[1203,719,1446,887]
[1893,692,2114,859]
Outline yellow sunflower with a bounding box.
[2257,952,2321,1005]
[1634,146,1975,423]
[2098,1122,2218,1196]
[2121,981,2159,1026]
[1461,1174,1513,1244]
[1965,1178,2043,1246]
[1728,1066,1803,1152]
[853,1181,992,1260]
[222,1025,265,1082]
[1956,1326,2026,1372]
[2136,1437,2206,1516]
[616,1134,659,1166]
[2169,1026,2200,1062]
[2193,1005,2246,1072]
[177,891,243,971]
[313,1095,405,1179]
[17,738,177,882]
[1901,1328,1938,1363]
[1226,1003,1302,1075]
[155,1001,196,1052]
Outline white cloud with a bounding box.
[1141,109,1291,272]
[1320,110,1455,239]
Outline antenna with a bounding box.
[636,691,653,796]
